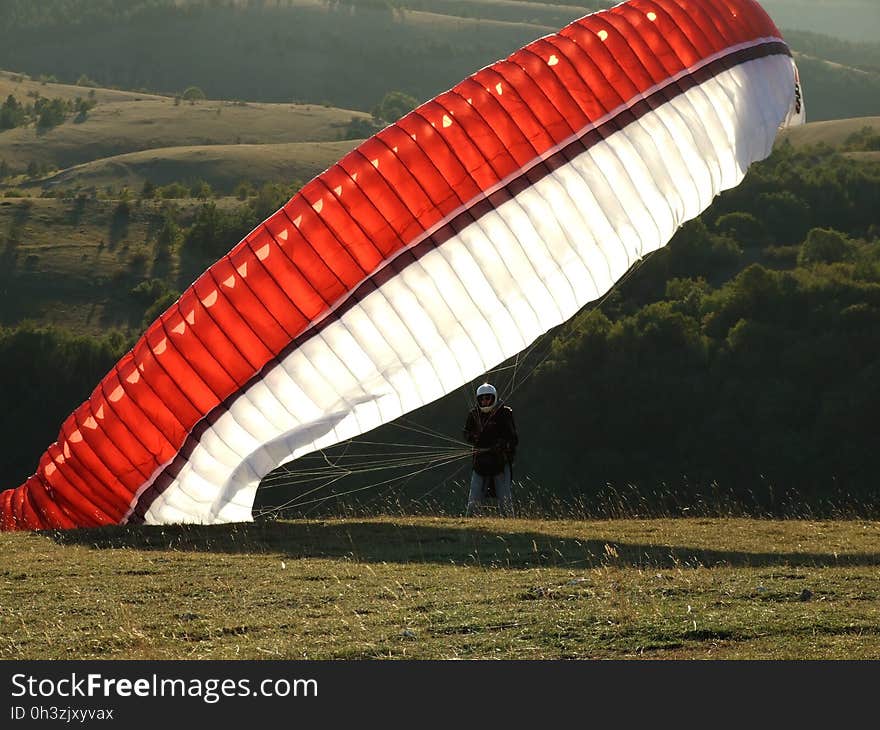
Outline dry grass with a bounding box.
[2,516,878,660]
[35,140,360,194]
[0,96,366,171]
[0,69,167,106]
[777,116,880,149]
[0,67,368,184]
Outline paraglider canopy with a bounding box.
[0,0,805,531]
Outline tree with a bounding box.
[714,212,767,248]
[0,95,25,130]
[250,182,297,222]
[73,96,95,122]
[35,97,67,130]
[154,213,181,262]
[798,227,852,266]
[181,86,206,103]
[371,90,418,125]
[757,191,811,246]
[344,116,380,140]
[235,181,254,200]
[189,180,214,200]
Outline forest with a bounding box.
[514,138,880,516]
[0,0,878,120]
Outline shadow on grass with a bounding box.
[40,519,880,569]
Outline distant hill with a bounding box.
[0,69,166,105]
[0,71,368,173]
[0,2,561,111]
[778,115,880,148]
[762,0,880,44]
[783,30,880,73]
[792,54,880,123]
[0,2,877,123]
[34,140,360,194]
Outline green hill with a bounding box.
[778,115,880,147]
[792,54,880,122]
[0,76,367,172]
[3,1,877,122]
[0,68,165,105]
[0,1,558,111]
[33,140,360,194]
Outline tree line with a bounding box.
[1,93,96,132]
[111,179,303,322]
[514,141,880,516]
[3,1,876,121]
[785,30,880,73]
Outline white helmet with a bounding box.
[476,383,497,413]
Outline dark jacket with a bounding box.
[463,403,518,476]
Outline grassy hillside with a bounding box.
[33,140,360,194]
[0,69,165,105]
[792,54,880,122]
[0,86,366,172]
[2,515,878,659]
[2,97,361,170]
[0,2,555,111]
[0,197,195,333]
[1,0,877,122]
[778,115,880,147]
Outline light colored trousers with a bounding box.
[466,463,514,517]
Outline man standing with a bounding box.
[463,382,518,517]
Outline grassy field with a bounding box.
[32,140,360,195]
[0,69,167,106]
[2,515,879,660]
[0,94,366,172]
[0,196,216,334]
[777,115,880,147]
[0,69,365,201]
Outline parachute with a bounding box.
[0,0,804,530]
